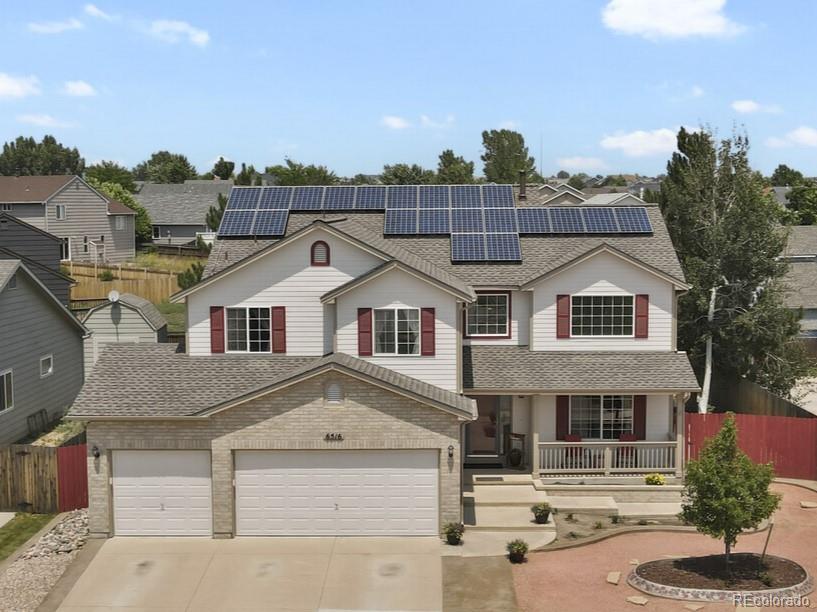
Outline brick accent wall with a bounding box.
[86,372,462,538]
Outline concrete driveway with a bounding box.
[57,536,442,612]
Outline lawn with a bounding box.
[129,252,203,274]
[155,302,186,333]
[0,513,55,561]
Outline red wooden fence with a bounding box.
[686,413,817,481]
[57,443,88,512]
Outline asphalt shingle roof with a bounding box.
[84,293,167,330]
[0,175,74,203]
[462,345,700,392]
[782,260,817,310]
[134,180,233,226]
[786,226,817,256]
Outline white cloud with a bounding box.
[0,73,41,99]
[84,4,116,20]
[62,80,97,97]
[766,126,817,148]
[498,120,519,130]
[601,0,743,40]
[381,115,411,130]
[600,128,677,157]
[420,114,455,129]
[731,99,781,114]
[16,114,75,128]
[149,20,210,47]
[27,17,83,34]
[556,157,609,172]
[690,85,705,98]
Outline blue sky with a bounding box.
[1,0,815,177]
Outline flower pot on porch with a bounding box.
[509,552,526,563]
[446,533,462,546]
[507,447,523,468]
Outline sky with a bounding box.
[1,0,816,178]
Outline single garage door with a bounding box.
[112,450,212,536]
[235,450,439,536]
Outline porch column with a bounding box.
[530,432,540,477]
[674,394,685,477]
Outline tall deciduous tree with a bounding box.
[206,193,228,231]
[265,159,337,185]
[0,135,84,176]
[133,151,197,183]
[567,175,587,190]
[211,157,235,181]
[381,163,436,185]
[85,161,135,192]
[436,150,475,184]
[784,183,817,225]
[480,129,537,183]
[87,178,152,243]
[770,164,805,186]
[556,170,570,179]
[660,128,813,409]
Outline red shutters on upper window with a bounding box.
[209,306,224,353]
[633,395,647,439]
[357,308,373,356]
[556,295,571,338]
[421,307,435,356]
[635,294,649,339]
[555,395,570,440]
[271,306,286,353]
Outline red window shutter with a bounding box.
[556,295,571,338]
[271,307,286,353]
[555,395,570,440]
[209,306,224,354]
[633,395,647,439]
[357,308,372,356]
[635,294,649,338]
[421,308,435,356]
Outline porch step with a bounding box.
[469,473,535,486]
[548,496,619,515]
[616,502,682,518]
[538,483,683,503]
[467,484,549,507]
[468,505,556,531]
[539,476,681,486]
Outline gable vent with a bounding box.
[325,382,343,403]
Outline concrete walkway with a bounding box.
[0,512,14,529]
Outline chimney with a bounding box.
[518,170,527,201]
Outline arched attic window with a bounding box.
[311,241,330,266]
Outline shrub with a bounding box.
[593,521,603,530]
[98,269,115,281]
[645,473,666,486]
[530,502,552,524]
[178,261,205,290]
[610,514,620,524]
[506,539,529,563]
[443,522,464,545]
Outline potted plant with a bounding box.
[443,522,465,545]
[530,502,551,524]
[506,539,529,563]
[507,447,523,468]
[645,473,666,486]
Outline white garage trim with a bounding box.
[234,450,439,536]
[112,450,213,536]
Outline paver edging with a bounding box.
[774,478,817,495]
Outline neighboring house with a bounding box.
[0,260,86,445]
[0,175,136,263]
[782,226,817,348]
[134,179,232,244]
[770,186,792,207]
[82,292,168,378]
[0,213,74,304]
[71,184,699,539]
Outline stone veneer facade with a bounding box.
[86,372,462,538]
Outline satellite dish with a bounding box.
[108,290,120,303]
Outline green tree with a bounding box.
[350,173,378,185]
[133,151,197,183]
[234,163,261,186]
[206,193,228,232]
[681,414,780,569]
[641,188,660,203]
[0,135,84,176]
[770,164,805,187]
[567,175,586,190]
[480,129,537,183]
[178,261,205,290]
[660,128,814,408]
[556,170,570,179]
[264,159,337,185]
[381,163,436,185]
[436,149,475,184]
[601,174,627,187]
[211,157,235,181]
[85,161,136,192]
[785,183,817,224]
[87,178,152,243]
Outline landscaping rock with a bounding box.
[629,558,639,565]
[626,595,649,605]
[606,571,621,585]
[21,510,88,559]
[800,501,817,509]
[684,604,705,611]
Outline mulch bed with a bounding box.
[635,553,806,591]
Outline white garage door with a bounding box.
[235,450,439,536]
[112,450,212,536]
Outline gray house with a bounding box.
[0,259,86,444]
[82,292,168,377]
[0,175,136,263]
[134,180,232,245]
[783,226,817,351]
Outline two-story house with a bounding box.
[0,175,136,263]
[70,184,699,539]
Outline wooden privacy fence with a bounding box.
[64,261,180,303]
[0,443,88,514]
[686,412,817,481]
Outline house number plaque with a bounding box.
[324,433,344,441]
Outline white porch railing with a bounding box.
[538,441,677,475]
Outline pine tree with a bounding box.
[436,150,475,184]
[206,193,227,231]
[480,129,537,183]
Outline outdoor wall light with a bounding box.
[447,445,454,458]
[91,445,101,459]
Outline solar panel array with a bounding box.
[516,207,652,235]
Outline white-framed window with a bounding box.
[374,308,420,355]
[1,204,13,212]
[55,204,67,220]
[571,295,634,337]
[115,216,125,231]
[466,292,510,337]
[570,395,633,440]
[8,273,16,289]
[83,236,89,253]
[152,226,160,239]
[60,238,70,261]
[226,307,270,353]
[40,354,53,378]
[0,369,12,412]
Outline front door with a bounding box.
[466,396,511,458]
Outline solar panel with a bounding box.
[386,185,418,209]
[218,210,256,236]
[451,185,481,208]
[516,208,550,233]
[258,187,292,210]
[614,207,652,233]
[482,184,515,207]
[484,208,517,232]
[452,208,483,233]
[549,207,585,233]
[419,185,450,208]
[323,186,355,210]
[581,207,619,233]
[355,186,387,209]
[451,233,486,261]
[252,210,289,235]
[418,209,450,234]
[291,186,324,210]
[227,187,262,210]
[384,209,417,234]
[485,233,522,260]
